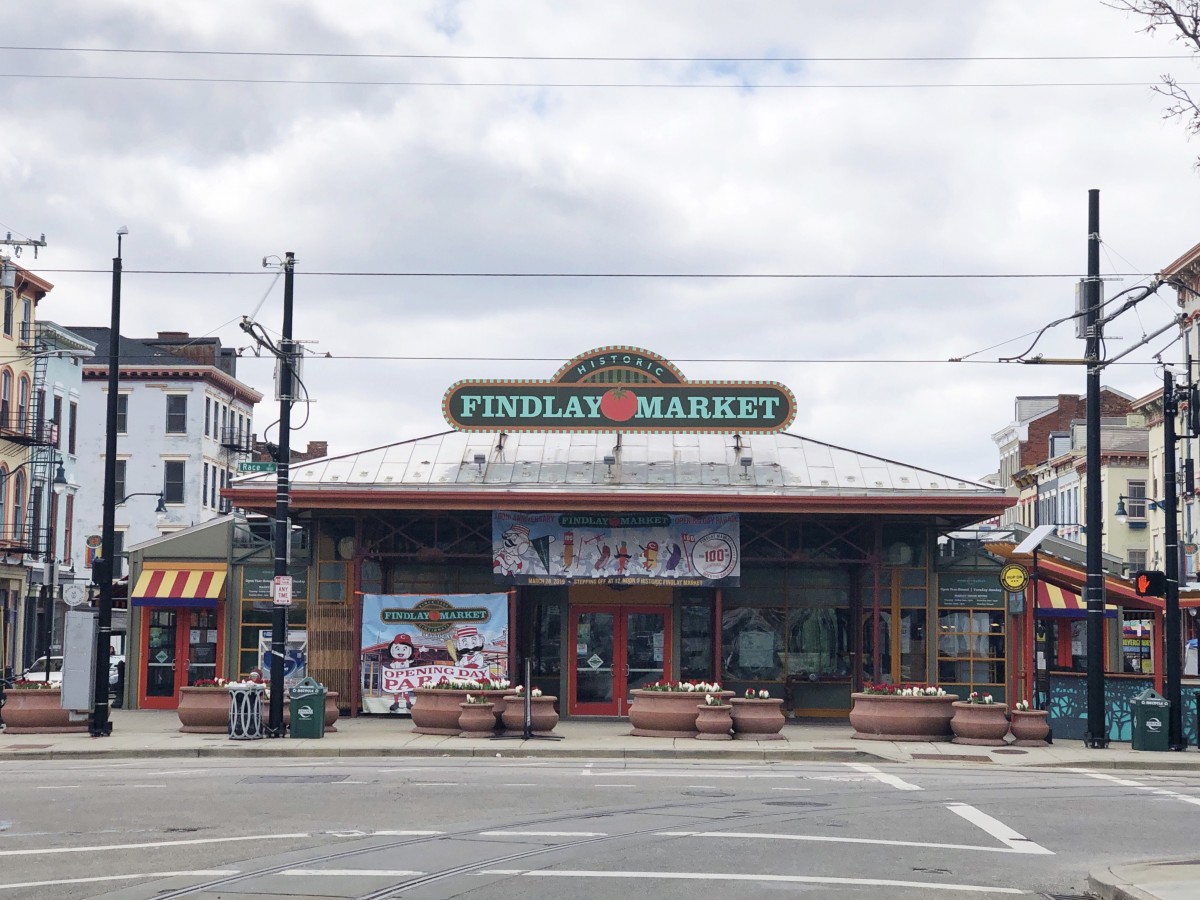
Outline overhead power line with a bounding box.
[25,268,1154,279]
[0,73,1194,89]
[0,46,1195,62]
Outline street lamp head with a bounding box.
[154,492,168,514]
[1114,496,1128,525]
[116,226,128,236]
[51,462,68,496]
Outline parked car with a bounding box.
[21,656,64,684]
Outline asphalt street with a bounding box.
[1,757,1197,899]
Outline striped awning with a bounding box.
[1036,582,1116,618]
[131,568,226,608]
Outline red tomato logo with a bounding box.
[600,388,637,422]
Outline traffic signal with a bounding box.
[1134,570,1167,597]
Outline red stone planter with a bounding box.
[1009,709,1051,746]
[411,689,469,735]
[177,687,231,734]
[730,697,786,740]
[849,692,958,741]
[500,695,559,735]
[458,702,496,738]
[2,689,87,734]
[950,701,1010,746]
[695,704,733,740]
[629,689,733,737]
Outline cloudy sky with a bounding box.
[3,1,1200,481]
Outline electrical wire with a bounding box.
[18,268,1156,278]
[0,46,1194,62]
[0,73,1194,89]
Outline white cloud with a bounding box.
[2,0,1199,482]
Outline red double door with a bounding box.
[139,608,222,709]
[568,605,671,717]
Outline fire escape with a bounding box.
[5,319,59,560]
[218,417,252,514]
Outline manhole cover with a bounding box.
[762,800,831,808]
[992,748,1029,755]
[240,774,349,784]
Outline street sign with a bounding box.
[272,575,294,606]
[238,461,278,473]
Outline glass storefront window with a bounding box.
[679,604,713,681]
[531,602,561,679]
[722,606,785,680]
[936,608,1006,696]
[786,607,852,677]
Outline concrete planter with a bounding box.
[950,701,1010,746]
[729,697,786,740]
[500,695,559,735]
[412,689,509,735]
[458,702,496,738]
[629,689,733,738]
[2,688,87,734]
[849,692,958,741]
[176,687,230,734]
[695,704,733,740]
[1009,709,1051,746]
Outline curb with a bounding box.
[1088,859,1200,900]
[0,745,887,763]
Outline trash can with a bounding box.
[229,683,265,740]
[1131,688,1170,751]
[289,676,326,739]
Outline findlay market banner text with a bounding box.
[359,593,509,716]
[493,512,740,587]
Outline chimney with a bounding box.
[156,331,189,340]
[306,441,328,459]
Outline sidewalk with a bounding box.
[3,708,1200,768]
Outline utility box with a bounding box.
[61,609,97,712]
[288,676,326,739]
[1131,688,1170,751]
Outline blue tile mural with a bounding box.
[1047,674,1200,745]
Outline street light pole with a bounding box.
[267,251,295,737]
[1162,369,1185,750]
[1084,189,1109,749]
[91,226,126,738]
[40,461,68,683]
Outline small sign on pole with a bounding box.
[272,575,294,607]
[238,461,278,473]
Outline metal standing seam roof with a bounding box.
[231,431,1001,498]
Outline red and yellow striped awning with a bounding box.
[1037,582,1115,618]
[131,567,226,608]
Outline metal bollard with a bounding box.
[229,683,266,740]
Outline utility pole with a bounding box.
[1084,189,1109,749]
[1162,369,1185,750]
[91,226,126,738]
[266,252,295,737]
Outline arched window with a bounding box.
[0,468,8,537]
[17,375,29,433]
[0,369,11,427]
[13,471,26,540]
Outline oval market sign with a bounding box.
[443,346,796,434]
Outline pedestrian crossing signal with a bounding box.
[1134,570,1167,597]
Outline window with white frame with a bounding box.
[163,460,185,503]
[165,394,187,434]
[1126,481,1147,519]
[1128,549,1148,571]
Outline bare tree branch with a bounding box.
[1104,1,1200,163]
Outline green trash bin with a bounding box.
[1131,688,1170,751]
[289,676,326,739]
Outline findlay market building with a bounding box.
[214,348,1012,719]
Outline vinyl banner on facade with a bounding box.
[492,511,740,587]
[359,593,509,715]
